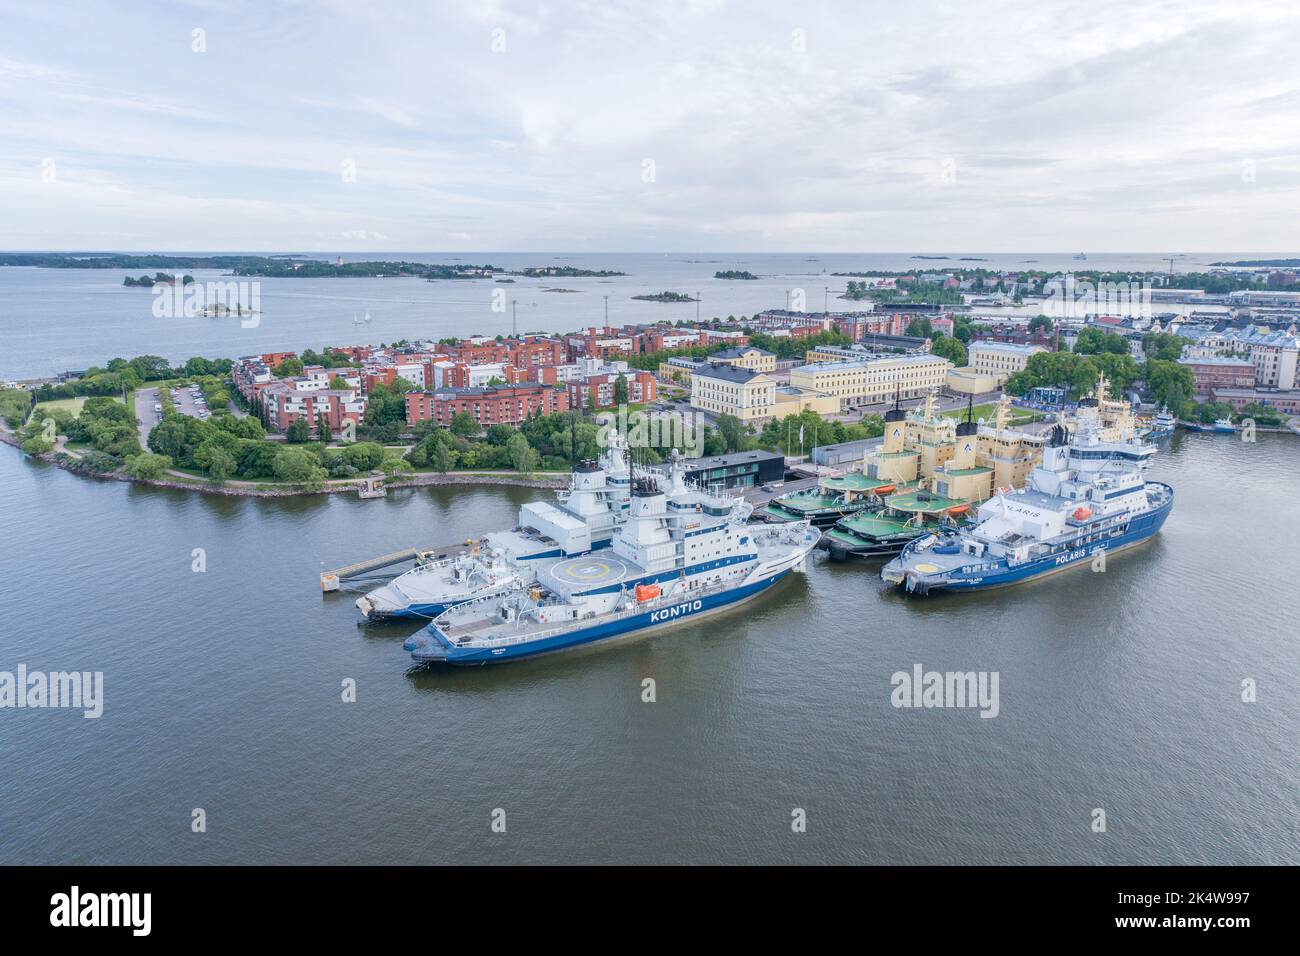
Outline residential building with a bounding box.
[404,384,569,427]
[567,369,657,409]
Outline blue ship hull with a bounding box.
[412,570,791,665]
[900,492,1173,593]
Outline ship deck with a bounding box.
[829,513,918,541]
[885,490,967,514]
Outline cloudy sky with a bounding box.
[2,0,1299,253]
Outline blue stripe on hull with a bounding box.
[931,499,1171,592]
[424,571,791,665]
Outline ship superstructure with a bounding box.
[406,460,820,664]
[881,399,1173,595]
[356,433,637,621]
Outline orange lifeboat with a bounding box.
[946,504,970,516]
[1072,506,1092,521]
[634,583,661,603]
[873,484,896,496]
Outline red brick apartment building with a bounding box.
[1178,357,1257,394]
[405,384,570,427]
[564,328,636,361]
[566,370,657,409]
[264,386,366,437]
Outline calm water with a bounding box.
[4,250,1296,379]
[1,433,1297,865]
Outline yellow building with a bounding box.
[707,346,776,373]
[967,341,1046,383]
[788,353,952,410]
[945,366,1002,395]
[861,393,1045,504]
[690,362,776,422]
[773,385,840,416]
[658,356,705,382]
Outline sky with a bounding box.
[1,0,1299,253]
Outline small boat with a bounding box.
[1182,417,1235,433]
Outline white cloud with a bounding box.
[0,0,1297,251]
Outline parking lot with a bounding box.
[170,384,212,421]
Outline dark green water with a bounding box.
[2,434,1297,864]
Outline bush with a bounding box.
[125,452,172,479]
[68,450,123,474]
[20,435,53,455]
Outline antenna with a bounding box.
[965,392,974,423]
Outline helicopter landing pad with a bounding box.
[542,553,637,594]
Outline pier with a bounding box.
[319,542,475,591]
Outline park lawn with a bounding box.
[32,396,89,417]
[33,391,131,422]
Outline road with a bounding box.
[134,387,160,449]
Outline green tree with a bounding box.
[429,440,453,473]
[273,445,327,484]
[506,431,539,472]
[905,316,933,338]
[613,374,630,406]
[1027,315,1053,333]
[205,445,236,482]
[930,335,967,366]
[286,417,311,443]
[449,411,479,438]
[125,452,172,479]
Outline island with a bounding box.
[1209,258,1300,267]
[714,270,758,280]
[124,273,195,287]
[632,291,698,302]
[0,254,633,282]
[519,266,627,278]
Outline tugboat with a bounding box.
[1141,406,1176,440]
[760,472,892,527]
[407,460,821,665]
[882,411,1173,595]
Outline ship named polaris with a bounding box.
[881,388,1173,595]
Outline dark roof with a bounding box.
[709,346,773,359]
[692,362,766,384]
[681,450,784,469]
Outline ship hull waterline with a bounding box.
[412,568,799,666]
[884,497,1171,596]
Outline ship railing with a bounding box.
[458,577,749,649]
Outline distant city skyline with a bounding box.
[2,1,1299,253]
